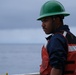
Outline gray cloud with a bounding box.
[0,10,40,29]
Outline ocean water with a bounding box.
[0,44,43,75]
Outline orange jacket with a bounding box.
[40,31,76,75]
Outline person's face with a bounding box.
[41,17,53,34]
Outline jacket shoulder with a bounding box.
[66,32,76,44]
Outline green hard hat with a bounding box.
[37,0,70,20]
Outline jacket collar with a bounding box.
[46,25,70,41]
[53,25,70,33]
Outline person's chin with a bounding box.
[45,32,51,35]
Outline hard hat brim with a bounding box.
[37,12,70,20]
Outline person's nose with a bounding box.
[42,22,45,28]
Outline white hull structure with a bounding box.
[0,72,40,75]
[13,72,40,75]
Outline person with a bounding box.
[37,0,76,75]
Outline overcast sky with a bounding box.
[0,0,76,29]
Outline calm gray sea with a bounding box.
[0,44,43,75]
